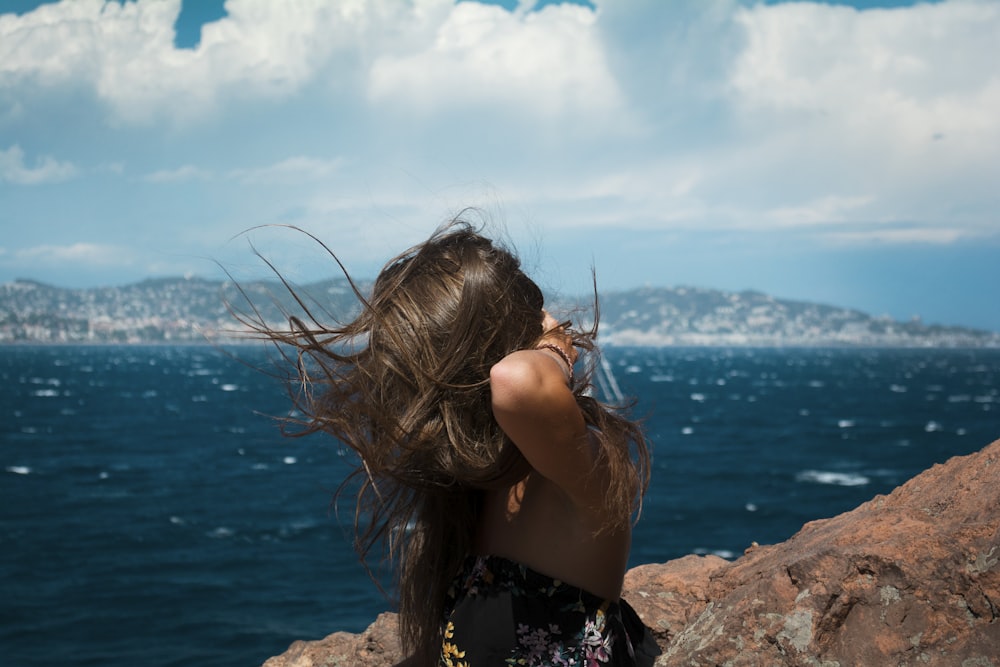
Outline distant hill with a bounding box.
[1,277,997,347]
[0,277,370,345]
[592,286,999,347]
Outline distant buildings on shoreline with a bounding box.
[2,277,998,348]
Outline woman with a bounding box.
[240,218,656,666]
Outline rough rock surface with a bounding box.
[261,613,404,667]
[263,439,1000,666]
[626,438,1000,666]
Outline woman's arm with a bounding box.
[489,346,600,504]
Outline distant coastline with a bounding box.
[2,277,998,348]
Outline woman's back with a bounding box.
[476,471,631,601]
[477,338,632,601]
[436,331,656,665]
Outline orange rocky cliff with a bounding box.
[263,439,1000,666]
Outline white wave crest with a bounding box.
[796,470,870,487]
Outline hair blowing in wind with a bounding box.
[230,218,651,663]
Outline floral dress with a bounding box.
[439,555,659,667]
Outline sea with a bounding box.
[2,344,998,667]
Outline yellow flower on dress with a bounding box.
[441,621,469,667]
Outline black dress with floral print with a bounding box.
[439,555,659,667]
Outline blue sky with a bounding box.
[1,0,998,332]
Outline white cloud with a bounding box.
[731,0,1000,126]
[143,157,344,185]
[1,0,998,257]
[0,0,358,124]
[143,164,213,183]
[228,156,345,185]
[767,195,877,227]
[0,144,77,184]
[14,242,133,267]
[0,0,627,128]
[822,226,969,245]
[726,0,1000,199]
[368,1,626,122]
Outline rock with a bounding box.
[625,438,1000,666]
[260,613,404,667]
[263,439,1000,666]
[622,554,730,646]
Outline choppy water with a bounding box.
[2,345,997,666]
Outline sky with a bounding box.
[1,0,998,332]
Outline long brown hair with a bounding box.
[232,217,650,663]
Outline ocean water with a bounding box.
[2,345,997,667]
